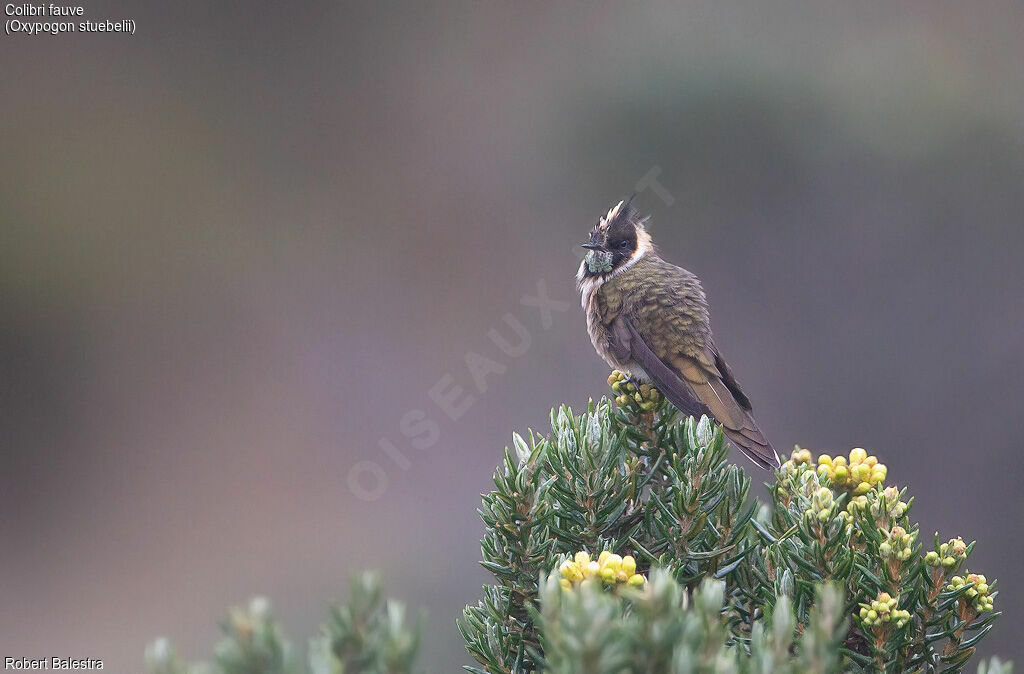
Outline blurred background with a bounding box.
[2,1,1023,670]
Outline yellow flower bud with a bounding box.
[586,561,600,577]
[605,554,622,572]
[601,567,616,583]
[833,466,849,483]
[818,454,833,466]
[849,447,867,464]
[598,550,611,565]
[622,555,636,576]
[832,456,847,468]
[854,481,872,495]
[560,578,571,590]
[575,551,590,567]
[627,574,644,587]
[864,456,878,468]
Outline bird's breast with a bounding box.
[580,278,632,370]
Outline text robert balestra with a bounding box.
[5,657,103,670]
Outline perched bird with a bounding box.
[577,199,779,469]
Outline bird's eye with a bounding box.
[619,240,631,249]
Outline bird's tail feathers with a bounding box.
[723,425,779,470]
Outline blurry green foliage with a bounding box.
[146,573,419,674]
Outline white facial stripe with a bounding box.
[608,228,651,279]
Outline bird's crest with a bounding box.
[597,196,647,234]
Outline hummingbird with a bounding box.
[577,198,779,469]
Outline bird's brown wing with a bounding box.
[616,316,779,469]
[613,318,711,419]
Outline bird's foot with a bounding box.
[608,370,638,394]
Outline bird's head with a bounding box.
[578,198,653,280]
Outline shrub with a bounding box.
[149,373,1008,673]
[459,372,1004,673]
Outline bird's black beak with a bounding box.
[581,242,603,250]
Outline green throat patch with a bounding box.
[586,250,614,274]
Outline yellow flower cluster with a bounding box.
[858,592,910,628]
[948,573,995,612]
[879,525,916,561]
[781,447,886,495]
[559,550,645,590]
[608,370,661,411]
[816,448,887,495]
[925,537,968,569]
